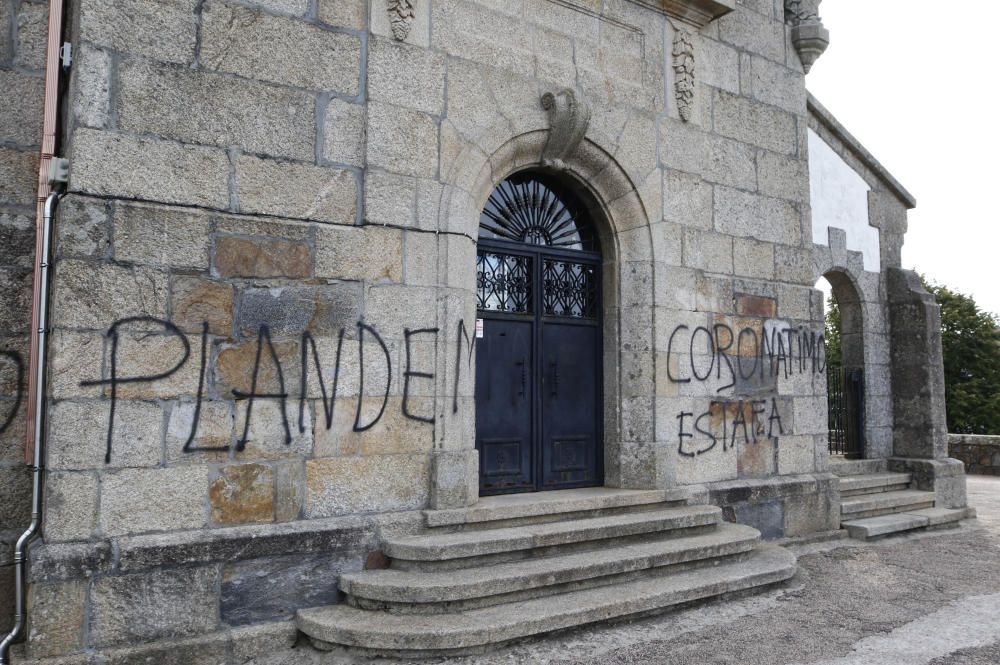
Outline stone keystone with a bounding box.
[540,88,591,171]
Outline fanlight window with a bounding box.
[479,173,598,252]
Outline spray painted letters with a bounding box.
[82,317,474,463]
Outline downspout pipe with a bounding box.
[0,193,61,665]
[1,0,67,661]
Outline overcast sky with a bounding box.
[805,1,1000,317]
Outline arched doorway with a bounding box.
[817,270,866,459]
[475,171,603,495]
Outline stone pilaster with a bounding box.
[887,268,948,459]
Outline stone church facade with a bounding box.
[0,0,970,661]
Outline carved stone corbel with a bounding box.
[540,89,591,171]
[672,29,696,122]
[387,0,416,41]
[785,0,829,73]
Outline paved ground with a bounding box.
[260,475,1000,665]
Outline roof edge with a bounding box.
[806,91,917,210]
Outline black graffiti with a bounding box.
[667,322,826,391]
[80,316,191,463]
[0,350,25,437]
[183,322,222,452]
[299,328,345,433]
[353,322,391,432]
[233,326,291,450]
[452,318,476,415]
[676,397,786,458]
[403,328,438,424]
[83,317,476,463]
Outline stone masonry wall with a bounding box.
[0,0,47,634]
[21,0,851,658]
[808,98,912,461]
[949,434,1000,475]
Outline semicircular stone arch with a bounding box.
[429,130,662,508]
[812,243,894,460]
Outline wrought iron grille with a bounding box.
[479,174,598,252]
[477,251,532,314]
[542,258,598,319]
[828,365,865,459]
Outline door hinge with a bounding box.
[60,42,73,71]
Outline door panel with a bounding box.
[475,242,602,495]
[475,318,534,492]
[540,322,599,489]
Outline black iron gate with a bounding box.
[827,365,865,458]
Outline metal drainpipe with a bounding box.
[2,0,66,659]
[0,192,61,665]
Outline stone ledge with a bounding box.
[10,620,297,665]
[28,515,405,581]
[28,541,113,584]
[704,472,838,503]
[887,457,968,509]
[950,434,1000,446]
[627,0,736,29]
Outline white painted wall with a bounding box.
[808,129,881,272]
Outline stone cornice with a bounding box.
[627,0,736,29]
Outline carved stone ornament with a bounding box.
[785,0,829,73]
[672,29,696,122]
[387,0,416,41]
[540,89,591,171]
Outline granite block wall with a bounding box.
[0,0,922,659]
[948,434,1000,476]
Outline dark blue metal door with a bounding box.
[475,318,535,492]
[475,243,601,494]
[474,172,603,495]
[541,321,599,488]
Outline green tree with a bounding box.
[824,294,842,368]
[923,278,1000,434]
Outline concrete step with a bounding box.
[841,513,929,540]
[828,458,888,477]
[842,507,969,540]
[838,472,912,497]
[343,522,761,613]
[386,504,723,571]
[298,545,797,657]
[840,489,935,520]
[424,487,693,530]
[909,506,975,527]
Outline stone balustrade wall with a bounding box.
[949,434,1000,475]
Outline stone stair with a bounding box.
[831,459,970,540]
[296,488,797,657]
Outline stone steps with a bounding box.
[840,489,935,520]
[297,487,797,656]
[298,545,796,657]
[386,504,722,571]
[836,466,972,540]
[424,487,693,530]
[829,458,888,477]
[842,507,972,540]
[343,522,761,613]
[839,472,912,497]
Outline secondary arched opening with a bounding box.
[817,271,866,459]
